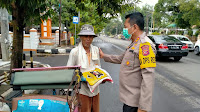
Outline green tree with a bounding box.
[0,0,53,68]
[50,0,77,27]
[179,0,200,27]
[76,0,124,17]
[154,0,196,29]
[0,0,132,68]
[120,4,153,32]
[139,4,154,32]
[68,1,109,35]
[104,19,123,36]
[50,0,132,36]
[154,0,176,28]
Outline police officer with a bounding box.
[99,12,156,112]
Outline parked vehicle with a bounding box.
[194,39,200,55]
[148,35,189,61]
[169,35,194,51]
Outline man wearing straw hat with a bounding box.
[67,24,101,112]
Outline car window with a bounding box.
[178,37,190,41]
[154,36,181,43]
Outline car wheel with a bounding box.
[194,46,200,55]
[174,56,182,61]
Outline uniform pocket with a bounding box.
[133,53,140,67]
[124,50,135,61]
[122,59,134,68]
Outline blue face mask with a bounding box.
[123,26,135,39]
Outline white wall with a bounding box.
[8,28,39,50]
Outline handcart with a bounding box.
[10,66,82,112]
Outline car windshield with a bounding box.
[153,36,181,43]
[177,37,190,41]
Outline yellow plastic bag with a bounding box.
[82,66,113,93]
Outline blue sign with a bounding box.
[13,99,70,112]
[73,16,79,24]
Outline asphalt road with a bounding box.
[30,37,200,112]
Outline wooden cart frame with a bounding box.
[10,66,82,112]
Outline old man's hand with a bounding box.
[99,48,104,58]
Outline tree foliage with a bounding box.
[68,1,109,35]
[0,0,54,26]
[120,4,153,32]
[104,19,123,36]
[0,0,130,68]
[50,0,77,27]
[154,0,200,28]
[75,0,123,17]
[0,0,53,68]
[154,0,177,28]
[50,0,136,36]
[179,0,200,27]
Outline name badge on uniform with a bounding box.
[139,42,156,69]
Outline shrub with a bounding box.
[188,29,193,36]
[151,32,160,35]
[178,31,184,35]
[195,30,200,37]
[167,31,175,35]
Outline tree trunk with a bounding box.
[10,3,25,69]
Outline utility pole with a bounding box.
[78,11,80,27]
[116,27,117,35]
[134,2,136,12]
[151,12,153,33]
[146,13,149,35]
[0,8,9,61]
[59,0,62,46]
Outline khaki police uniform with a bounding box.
[103,32,156,111]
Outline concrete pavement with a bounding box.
[0,45,74,67]
[98,36,131,48]
[0,59,9,67]
[36,45,73,54]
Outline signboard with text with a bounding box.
[73,16,79,24]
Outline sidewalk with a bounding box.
[0,45,75,67]
[98,36,131,49]
[0,59,10,68]
[36,45,74,54]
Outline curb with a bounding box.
[37,48,72,54]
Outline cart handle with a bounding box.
[12,66,81,72]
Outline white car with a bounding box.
[194,39,200,55]
[169,35,194,51]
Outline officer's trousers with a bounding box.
[123,104,138,112]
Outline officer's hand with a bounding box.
[99,48,104,58]
[137,109,146,112]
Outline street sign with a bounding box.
[73,16,79,24]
